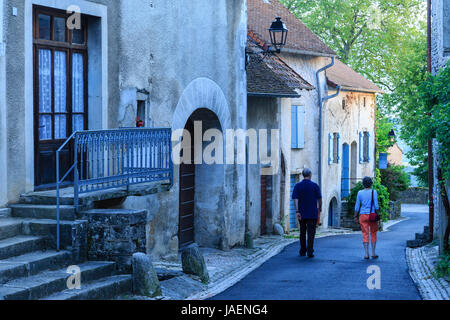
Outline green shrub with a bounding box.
[434,252,450,279]
[380,164,411,201]
[347,170,390,222]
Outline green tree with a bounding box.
[280,0,425,89]
[380,164,411,201]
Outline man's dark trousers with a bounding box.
[299,218,317,256]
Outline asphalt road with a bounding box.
[211,205,427,300]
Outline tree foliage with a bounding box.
[380,164,411,201]
[280,0,425,90]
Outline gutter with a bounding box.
[315,57,341,189]
[247,92,301,98]
[282,47,337,58]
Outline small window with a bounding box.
[333,133,339,163]
[363,97,366,108]
[363,132,370,162]
[72,26,85,44]
[38,14,51,40]
[53,17,66,42]
[328,133,340,164]
[136,101,146,127]
[342,99,346,110]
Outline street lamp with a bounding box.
[269,17,288,53]
[388,129,396,143]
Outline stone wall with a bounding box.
[400,188,429,205]
[388,200,402,220]
[340,201,360,231]
[84,209,147,273]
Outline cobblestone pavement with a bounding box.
[406,244,449,300]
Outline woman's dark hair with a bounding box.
[362,176,373,189]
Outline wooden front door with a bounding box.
[261,176,267,235]
[179,118,195,248]
[33,6,88,189]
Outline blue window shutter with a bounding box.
[291,106,298,148]
[367,132,371,162]
[328,133,333,165]
[297,106,305,149]
[337,133,341,163]
[359,132,363,164]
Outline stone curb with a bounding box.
[406,246,449,300]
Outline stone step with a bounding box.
[415,232,428,241]
[10,204,77,221]
[19,194,75,206]
[42,274,132,300]
[0,208,11,218]
[0,261,116,300]
[0,219,23,241]
[0,250,71,284]
[0,236,45,260]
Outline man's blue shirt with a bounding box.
[291,179,322,219]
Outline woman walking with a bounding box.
[354,177,380,259]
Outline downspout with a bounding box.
[315,57,340,189]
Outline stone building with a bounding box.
[387,143,404,166]
[431,0,449,254]
[0,0,248,261]
[246,32,314,236]
[248,0,380,230]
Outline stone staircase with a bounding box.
[406,226,431,248]
[0,194,133,300]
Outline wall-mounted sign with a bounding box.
[379,153,388,169]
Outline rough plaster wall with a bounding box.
[432,0,450,254]
[246,97,281,236]
[0,0,7,206]
[280,98,292,230]
[118,0,248,254]
[5,0,27,203]
[432,0,450,74]
[278,54,327,178]
[322,91,376,227]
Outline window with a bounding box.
[363,97,367,108]
[359,131,371,163]
[328,133,340,164]
[342,98,346,110]
[33,6,88,140]
[291,105,305,149]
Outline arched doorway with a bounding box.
[341,143,350,199]
[328,197,339,227]
[351,141,358,189]
[178,108,224,249]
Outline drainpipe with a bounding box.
[315,57,340,189]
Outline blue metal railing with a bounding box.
[56,128,173,250]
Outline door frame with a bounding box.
[32,5,88,189]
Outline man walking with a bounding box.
[292,168,322,258]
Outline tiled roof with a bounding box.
[326,59,383,93]
[247,33,314,97]
[248,0,336,57]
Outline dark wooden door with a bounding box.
[179,119,195,248]
[261,176,267,235]
[33,7,88,189]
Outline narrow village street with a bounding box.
[211,205,427,300]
